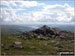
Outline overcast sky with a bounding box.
[0,0,74,24]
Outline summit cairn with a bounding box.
[32,25,56,35]
[19,25,68,39]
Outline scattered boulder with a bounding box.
[59,35,65,39]
[14,41,22,45]
[71,40,74,42]
[38,51,42,54]
[37,36,41,39]
[52,35,55,38]
[46,34,51,37]
[51,40,55,43]
[15,45,24,49]
[30,46,36,49]
[44,43,48,46]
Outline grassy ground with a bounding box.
[1,34,74,55]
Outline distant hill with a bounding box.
[1,24,74,34]
[53,25,74,33]
[26,24,74,33]
[1,25,34,34]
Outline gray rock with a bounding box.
[14,41,22,45]
[30,46,36,49]
[59,35,65,39]
[38,51,42,54]
[15,46,24,49]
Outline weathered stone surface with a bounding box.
[14,41,22,45]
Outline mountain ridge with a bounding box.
[1,25,34,34]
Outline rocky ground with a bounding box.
[1,25,74,55]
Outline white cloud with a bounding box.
[41,3,74,23]
[0,1,74,24]
[20,1,45,8]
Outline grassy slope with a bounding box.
[1,33,74,55]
